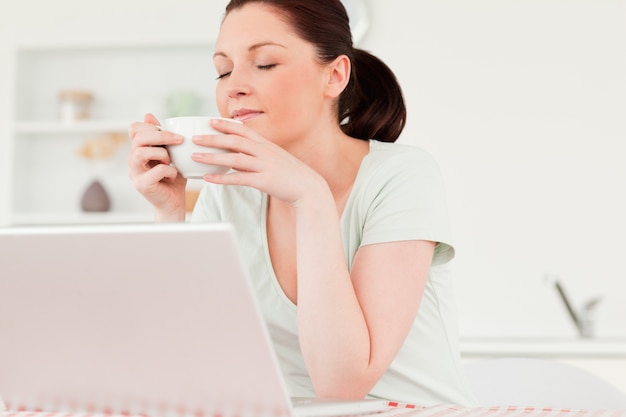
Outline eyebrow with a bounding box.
[213,41,287,59]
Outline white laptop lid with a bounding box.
[0,223,295,417]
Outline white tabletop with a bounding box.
[460,337,626,358]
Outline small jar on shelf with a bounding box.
[58,89,94,123]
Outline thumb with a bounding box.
[143,113,161,126]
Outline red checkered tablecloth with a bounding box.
[390,405,626,417]
[2,405,625,417]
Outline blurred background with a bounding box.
[1,0,625,390]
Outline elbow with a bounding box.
[314,382,377,400]
[311,366,385,399]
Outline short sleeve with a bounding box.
[358,144,455,265]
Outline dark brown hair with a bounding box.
[224,0,406,143]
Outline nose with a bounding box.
[226,67,251,99]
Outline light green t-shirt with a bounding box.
[192,140,476,406]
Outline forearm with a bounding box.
[294,183,376,398]
[153,190,187,222]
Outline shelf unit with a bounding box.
[8,40,217,225]
[14,120,132,134]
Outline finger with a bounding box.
[129,121,164,141]
[209,118,259,141]
[129,114,161,141]
[203,170,264,188]
[193,132,266,159]
[146,163,181,185]
[129,123,184,148]
[132,164,180,194]
[192,150,259,173]
[192,133,241,151]
[144,113,160,126]
[128,146,172,176]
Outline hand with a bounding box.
[128,113,187,220]
[190,118,325,206]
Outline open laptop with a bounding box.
[0,223,395,417]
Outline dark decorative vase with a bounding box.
[81,179,111,212]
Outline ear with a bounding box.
[324,55,351,99]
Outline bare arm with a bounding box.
[193,119,434,398]
[294,182,434,398]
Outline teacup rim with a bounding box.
[163,116,241,124]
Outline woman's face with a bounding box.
[214,3,332,148]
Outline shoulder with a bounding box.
[365,140,441,174]
[360,140,445,190]
[353,140,449,212]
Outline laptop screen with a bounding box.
[0,223,293,417]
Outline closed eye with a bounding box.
[216,63,277,80]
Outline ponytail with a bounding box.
[339,49,407,143]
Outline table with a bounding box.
[3,405,625,417]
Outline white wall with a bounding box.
[361,1,626,338]
[1,0,625,339]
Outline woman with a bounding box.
[128,0,476,406]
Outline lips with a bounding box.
[232,108,263,121]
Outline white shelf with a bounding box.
[14,120,132,134]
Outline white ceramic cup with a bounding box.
[160,116,242,179]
